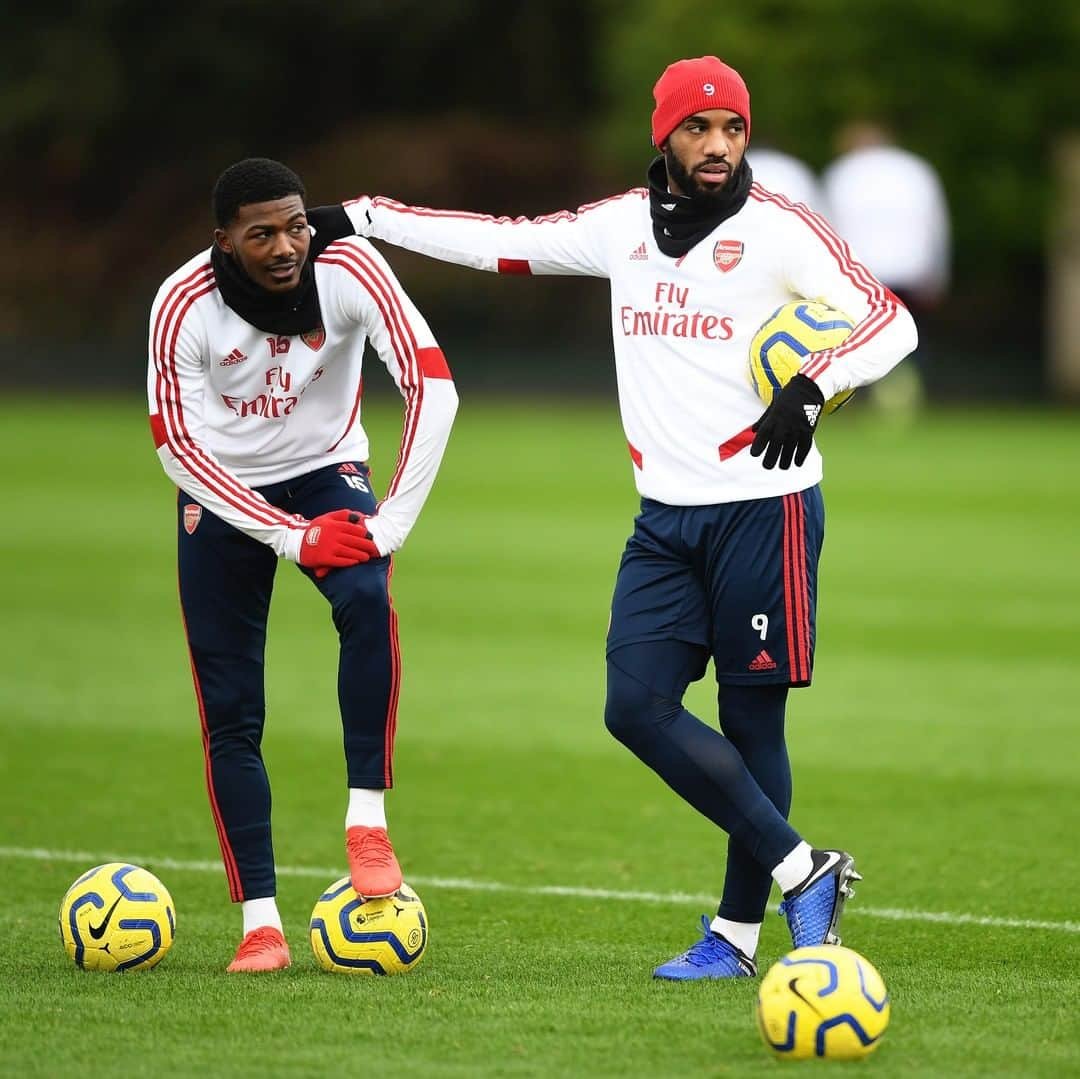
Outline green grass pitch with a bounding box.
[1,393,1077,1077]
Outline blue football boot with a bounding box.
[778,849,861,948]
[653,915,757,980]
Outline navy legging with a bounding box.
[605,640,796,923]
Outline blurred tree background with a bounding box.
[4,1,1078,396]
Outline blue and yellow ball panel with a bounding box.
[58,862,176,972]
[756,945,890,1061]
[310,877,427,975]
[749,301,857,415]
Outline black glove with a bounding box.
[750,374,826,470]
[305,205,355,259]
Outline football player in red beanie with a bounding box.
[316,55,917,979]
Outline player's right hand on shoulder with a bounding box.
[298,509,380,578]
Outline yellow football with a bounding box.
[58,863,175,972]
[756,945,890,1061]
[749,300,857,414]
[310,877,427,975]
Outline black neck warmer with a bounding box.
[211,244,323,337]
[648,155,754,259]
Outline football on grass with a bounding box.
[310,877,427,974]
[59,862,175,972]
[756,944,890,1060]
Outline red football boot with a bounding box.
[226,926,291,973]
[346,825,403,898]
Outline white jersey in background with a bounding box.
[822,146,950,297]
[147,236,459,560]
[747,149,830,216]
[344,188,916,507]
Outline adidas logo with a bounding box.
[337,463,361,474]
[629,242,648,261]
[803,403,821,428]
[219,347,248,367]
[748,649,777,671]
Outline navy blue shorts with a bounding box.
[606,487,824,687]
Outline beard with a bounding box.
[664,146,732,207]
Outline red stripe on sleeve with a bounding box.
[749,185,900,380]
[417,347,452,379]
[152,272,300,529]
[317,248,424,497]
[497,258,531,275]
[627,441,643,469]
[149,413,167,448]
[883,285,907,308]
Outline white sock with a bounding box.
[241,896,283,935]
[346,788,387,830]
[772,841,814,894]
[710,917,761,958]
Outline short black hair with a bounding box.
[212,157,306,227]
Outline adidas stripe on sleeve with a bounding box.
[317,238,459,555]
[148,258,308,560]
[752,187,918,401]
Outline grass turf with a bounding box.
[1,394,1078,1076]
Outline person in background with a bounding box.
[747,143,830,216]
[823,121,950,409]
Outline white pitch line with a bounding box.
[3,845,1077,935]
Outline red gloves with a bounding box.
[298,510,380,578]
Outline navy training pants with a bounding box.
[177,460,397,901]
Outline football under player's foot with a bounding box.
[653,915,758,980]
[778,849,861,949]
[226,926,291,973]
[346,825,403,898]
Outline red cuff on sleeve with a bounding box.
[497,258,531,275]
[417,347,452,379]
[150,413,167,448]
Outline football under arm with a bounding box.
[784,218,919,401]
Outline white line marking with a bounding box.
[5,845,1076,935]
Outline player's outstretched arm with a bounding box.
[338,192,627,279]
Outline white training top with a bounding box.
[822,146,950,296]
[345,185,917,506]
[147,236,459,560]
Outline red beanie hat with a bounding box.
[651,56,751,147]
